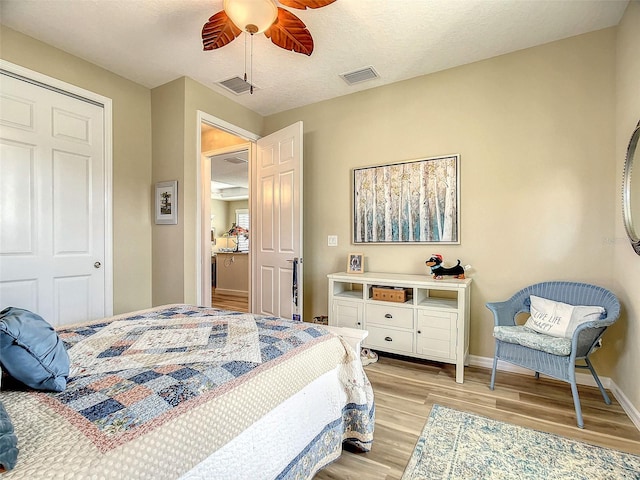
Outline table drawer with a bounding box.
[366,326,413,353]
[366,303,413,329]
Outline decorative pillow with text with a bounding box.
[524,295,605,338]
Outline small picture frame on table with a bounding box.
[155,180,178,225]
[347,253,364,274]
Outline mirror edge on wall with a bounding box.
[622,119,640,255]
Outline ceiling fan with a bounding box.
[202,0,337,57]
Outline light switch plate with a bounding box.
[328,235,338,247]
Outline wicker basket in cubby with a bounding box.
[371,287,409,303]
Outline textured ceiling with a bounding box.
[0,0,629,116]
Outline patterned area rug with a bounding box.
[402,405,640,480]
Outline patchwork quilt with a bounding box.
[1,305,375,479]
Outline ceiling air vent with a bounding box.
[217,76,258,95]
[339,66,380,86]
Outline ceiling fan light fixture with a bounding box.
[223,0,278,34]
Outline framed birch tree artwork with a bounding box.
[353,155,460,244]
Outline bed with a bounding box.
[0,304,375,479]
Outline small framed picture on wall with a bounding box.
[347,253,364,274]
[155,180,178,225]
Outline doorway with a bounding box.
[209,146,250,312]
[196,113,303,320]
[201,121,252,311]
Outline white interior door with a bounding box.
[0,72,107,326]
[252,122,303,320]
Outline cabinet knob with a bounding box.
[384,336,393,342]
[417,330,422,334]
[384,313,393,319]
[357,322,361,326]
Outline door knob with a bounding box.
[94,261,102,269]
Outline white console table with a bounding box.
[328,272,472,383]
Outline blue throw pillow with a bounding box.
[0,401,19,472]
[0,307,69,392]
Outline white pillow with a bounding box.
[524,295,605,338]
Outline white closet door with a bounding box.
[0,73,106,326]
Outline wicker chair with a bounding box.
[486,281,620,428]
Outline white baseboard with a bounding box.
[608,381,640,431]
[469,355,640,431]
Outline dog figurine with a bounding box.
[426,254,466,279]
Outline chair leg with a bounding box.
[490,347,499,391]
[585,357,611,405]
[490,357,498,390]
[570,379,584,429]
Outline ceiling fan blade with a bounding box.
[279,0,337,9]
[265,8,314,55]
[202,10,242,51]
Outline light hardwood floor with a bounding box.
[211,290,249,312]
[315,354,640,480]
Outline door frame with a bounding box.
[195,111,259,308]
[0,59,114,316]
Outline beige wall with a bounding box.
[151,78,186,305]
[2,14,638,413]
[227,199,249,224]
[0,26,153,315]
[150,77,263,305]
[211,199,229,249]
[265,28,619,373]
[201,125,247,152]
[612,0,640,414]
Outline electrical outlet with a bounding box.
[327,235,338,247]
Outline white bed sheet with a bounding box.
[180,367,346,479]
